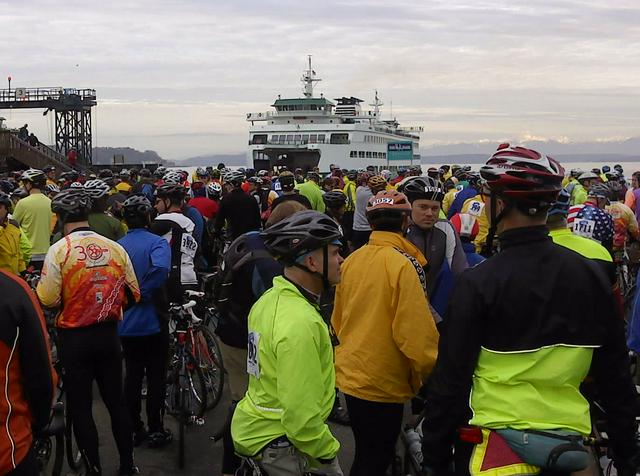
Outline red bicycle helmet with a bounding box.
[480,143,564,207]
[366,190,412,214]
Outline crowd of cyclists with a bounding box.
[1,143,640,475]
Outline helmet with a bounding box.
[380,170,391,181]
[51,188,91,217]
[614,164,623,172]
[43,165,56,173]
[247,176,262,185]
[278,171,296,191]
[195,167,208,178]
[347,169,357,180]
[479,143,564,209]
[257,170,270,177]
[224,170,246,186]
[69,182,84,189]
[119,169,130,178]
[61,170,80,182]
[548,189,571,217]
[206,182,222,198]
[162,171,183,184]
[323,190,347,209]
[602,165,611,173]
[577,171,599,182]
[83,179,111,199]
[397,168,407,175]
[306,171,320,182]
[11,187,28,199]
[403,176,445,203]
[0,180,14,194]
[139,168,151,178]
[153,166,167,178]
[123,194,153,219]
[450,213,480,240]
[45,183,61,195]
[570,168,584,179]
[211,169,221,179]
[367,175,387,191]
[20,168,46,183]
[587,182,610,199]
[155,183,186,199]
[261,210,342,265]
[366,190,412,216]
[0,192,11,208]
[98,169,114,179]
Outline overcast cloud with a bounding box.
[1,0,639,159]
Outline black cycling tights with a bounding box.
[58,322,133,473]
[345,394,403,476]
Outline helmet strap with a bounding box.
[482,194,511,257]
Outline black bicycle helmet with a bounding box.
[548,189,571,217]
[123,194,153,219]
[51,188,91,217]
[403,176,445,203]
[322,190,347,209]
[278,171,296,191]
[0,180,15,194]
[0,192,11,208]
[588,183,610,199]
[261,210,342,265]
[139,168,151,178]
[155,182,186,199]
[98,169,114,179]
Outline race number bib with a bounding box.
[573,218,596,240]
[247,331,261,378]
[180,233,197,258]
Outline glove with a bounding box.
[312,456,344,476]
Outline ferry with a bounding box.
[246,57,423,173]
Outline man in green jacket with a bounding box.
[231,210,344,476]
[296,172,326,213]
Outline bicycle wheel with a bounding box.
[34,435,52,475]
[65,415,84,470]
[194,326,225,410]
[167,351,207,420]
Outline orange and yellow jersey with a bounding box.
[37,229,140,329]
[607,201,640,251]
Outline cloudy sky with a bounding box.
[1,0,639,160]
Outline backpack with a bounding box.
[211,233,272,318]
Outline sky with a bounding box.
[1,0,639,161]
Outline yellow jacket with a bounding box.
[442,188,458,215]
[0,220,27,274]
[332,231,439,403]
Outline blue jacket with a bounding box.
[184,205,204,246]
[118,228,171,336]
[447,187,479,219]
[462,241,485,267]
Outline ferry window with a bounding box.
[329,133,348,144]
[252,134,268,144]
[382,152,386,159]
[294,134,301,142]
[350,151,356,158]
[310,134,317,143]
[318,134,326,142]
[286,134,294,142]
[366,151,372,158]
[271,135,279,142]
[302,134,309,143]
[358,151,365,158]
[279,135,287,143]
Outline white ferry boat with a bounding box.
[246,57,423,173]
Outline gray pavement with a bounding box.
[59,388,355,475]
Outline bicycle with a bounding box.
[166,298,208,469]
[24,269,84,475]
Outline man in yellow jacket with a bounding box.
[0,192,29,274]
[332,189,439,476]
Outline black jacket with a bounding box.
[421,225,638,468]
[214,189,261,240]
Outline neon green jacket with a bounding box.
[231,276,339,460]
[295,181,326,213]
